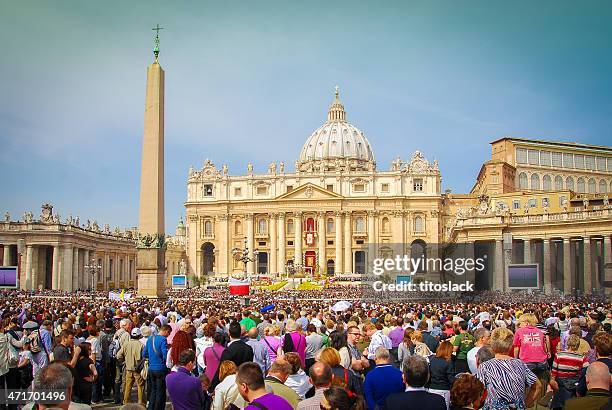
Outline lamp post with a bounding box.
[231,238,259,279]
[85,258,102,298]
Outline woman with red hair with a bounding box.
[166,330,194,372]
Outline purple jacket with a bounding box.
[166,367,205,410]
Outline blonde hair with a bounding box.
[264,325,280,336]
[490,327,514,354]
[318,347,341,367]
[218,360,237,382]
[518,313,537,327]
[566,334,581,351]
[411,330,423,343]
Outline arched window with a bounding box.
[577,177,585,193]
[599,179,607,193]
[327,218,334,233]
[287,219,294,234]
[542,175,552,191]
[566,176,575,191]
[531,173,540,190]
[410,240,427,273]
[354,217,365,233]
[305,218,315,233]
[518,172,528,189]
[258,219,267,234]
[588,178,596,194]
[414,216,424,233]
[381,217,390,233]
[554,176,563,191]
[204,220,213,236]
[234,220,242,235]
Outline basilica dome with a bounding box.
[298,88,375,172]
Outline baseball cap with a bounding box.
[131,328,142,337]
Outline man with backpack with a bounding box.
[111,318,132,404]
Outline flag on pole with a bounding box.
[229,278,250,295]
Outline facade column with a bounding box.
[294,212,303,266]
[494,239,504,291]
[524,239,531,264]
[52,245,60,290]
[543,239,552,294]
[583,237,592,295]
[269,214,277,275]
[2,245,10,266]
[277,213,286,275]
[344,212,352,274]
[24,245,33,290]
[246,213,254,275]
[317,212,326,275]
[465,241,475,285]
[72,247,79,291]
[31,247,39,291]
[335,212,343,275]
[563,238,571,295]
[367,211,377,267]
[62,245,74,291]
[218,214,229,275]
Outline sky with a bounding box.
[1,1,611,233]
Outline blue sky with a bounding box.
[1,1,611,233]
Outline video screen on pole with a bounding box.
[396,275,412,285]
[507,264,539,289]
[171,275,187,288]
[0,267,18,288]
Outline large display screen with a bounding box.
[171,275,187,288]
[507,264,539,289]
[0,267,18,288]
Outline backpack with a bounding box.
[29,330,42,354]
[109,333,121,359]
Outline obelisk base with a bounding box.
[137,248,166,299]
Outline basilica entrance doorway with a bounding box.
[201,242,215,276]
[305,251,316,275]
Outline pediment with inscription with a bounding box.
[276,183,342,201]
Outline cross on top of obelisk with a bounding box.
[152,24,163,62]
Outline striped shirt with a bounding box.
[476,358,537,410]
[551,350,587,379]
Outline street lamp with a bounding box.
[84,258,102,297]
[231,238,259,279]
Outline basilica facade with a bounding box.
[184,89,444,282]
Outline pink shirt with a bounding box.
[513,325,547,363]
[167,322,179,345]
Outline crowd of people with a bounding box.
[0,287,610,410]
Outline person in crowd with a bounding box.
[467,327,490,374]
[329,331,351,370]
[203,331,225,383]
[265,359,301,408]
[0,318,23,410]
[346,326,369,376]
[116,327,146,406]
[418,320,440,354]
[411,330,433,359]
[53,329,81,368]
[385,355,447,409]
[563,361,610,410]
[261,325,283,363]
[25,362,88,410]
[363,347,404,410]
[194,323,214,374]
[320,386,365,410]
[449,373,485,410]
[363,323,392,364]
[475,346,495,370]
[305,324,324,372]
[142,324,170,410]
[246,327,271,375]
[428,340,455,407]
[285,351,313,400]
[73,341,96,404]
[388,317,405,364]
[256,314,272,339]
[283,320,307,368]
[577,331,612,397]
[166,327,193,372]
[476,326,541,409]
[398,327,415,370]
[236,362,293,410]
[113,318,133,404]
[166,349,206,410]
[513,313,550,373]
[319,347,363,396]
[211,321,254,389]
[297,362,332,410]
[212,360,246,410]
[452,321,474,374]
[85,325,103,403]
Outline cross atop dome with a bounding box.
[327,86,346,122]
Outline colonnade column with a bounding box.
[604,236,612,296]
[246,213,254,275]
[465,241,475,285]
[269,213,277,275]
[524,239,531,264]
[294,212,303,266]
[335,212,343,275]
[72,247,79,292]
[2,245,10,266]
[563,238,571,295]
[344,212,352,274]
[83,249,90,290]
[584,237,592,295]
[52,246,60,290]
[62,245,73,291]
[494,239,504,291]
[317,212,326,275]
[218,214,229,275]
[543,239,552,294]
[277,213,286,275]
[24,245,33,290]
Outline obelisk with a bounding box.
[137,25,166,298]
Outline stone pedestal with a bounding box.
[137,248,166,298]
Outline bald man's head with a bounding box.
[248,327,258,339]
[309,362,332,388]
[585,361,612,391]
